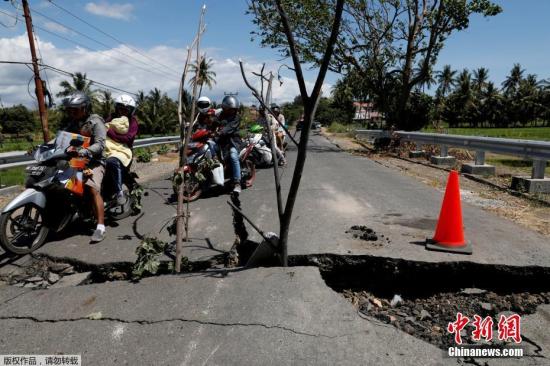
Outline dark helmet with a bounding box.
[221,95,240,110]
[271,103,280,113]
[63,91,91,110]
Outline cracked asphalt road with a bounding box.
[0,267,457,365]
[1,134,549,364]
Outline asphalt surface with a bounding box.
[31,132,550,268]
[0,267,457,365]
[1,132,549,365]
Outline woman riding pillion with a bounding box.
[104,94,139,206]
[194,96,219,158]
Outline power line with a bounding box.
[0,60,138,96]
[46,0,182,76]
[31,7,180,79]
[0,9,177,82]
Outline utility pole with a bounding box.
[22,0,49,143]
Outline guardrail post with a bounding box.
[531,159,547,179]
[511,159,550,194]
[440,145,448,158]
[461,150,496,176]
[430,144,456,166]
[475,151,486,166]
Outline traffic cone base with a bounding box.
[426,239,472,255]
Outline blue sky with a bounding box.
[1,0,549,107]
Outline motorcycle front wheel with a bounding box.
[0,204,49,255]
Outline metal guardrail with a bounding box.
[356,129,550,179]
[0,135,180,171]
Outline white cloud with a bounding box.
[84,2,134,21]
[0,34,331,110]
[43,21,71,34]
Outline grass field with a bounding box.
[0,166,26,187]
[423,127,550,141]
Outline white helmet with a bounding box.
[114,94,136,114]
[197,96,211,114]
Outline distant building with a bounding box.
[353,102,384,126]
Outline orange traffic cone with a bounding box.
[426,170,472,254]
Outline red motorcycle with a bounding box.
[174,129,256,201]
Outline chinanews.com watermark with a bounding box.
[446,312,525,359]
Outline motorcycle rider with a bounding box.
[270,103,287,153]
[216,95,242,193]
[258,106,286,166]
[194,96,219,158]
[63,92,107,243]
[105,94,139,205]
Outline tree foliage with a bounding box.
[0,104,38,134]
[249,0,501,130]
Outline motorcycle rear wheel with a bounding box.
[0,204,49,255]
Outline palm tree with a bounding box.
[472,67,489,94]
[502,63,525,96]
[436,65,457,97]
[480,82,503,127]
[188,55,217,97]
[56,72,94,98]
[97,90,113,119]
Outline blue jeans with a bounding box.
[228,146,240,183]
[106,157,123,194]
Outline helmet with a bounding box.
[271,103,280,113]
[63,91,91,110]
[221,95,240,110]
[249,124,264,134]
[114,94,136,115]
[197,96,211,114]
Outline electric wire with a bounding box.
[0,9,177,82]
[0,60,138,96]
[31,7,180,79]
[46,0,181,76]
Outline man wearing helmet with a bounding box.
[105,94,139,205]
[216,95,242,193]
[63,91,107,243]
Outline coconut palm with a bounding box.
[188,55,217,97]
[472,67,489,94]
[436,65,457,97]
[502,63,525,95]
[56,72,94,98]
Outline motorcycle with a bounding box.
[240,125,273,168]
[175,129,256,202]
[0,132,140,255]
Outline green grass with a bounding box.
[327,122,363,134]
[0,166,27,187]
[422,127,550,141]
[0,140,38,153]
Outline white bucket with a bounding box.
[212,165,224,186]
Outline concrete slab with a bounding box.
[461,163,496,176]
[511,176,550,194]
[409,150,426,159]
[0,267,457,365]
[430,156,456,166]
